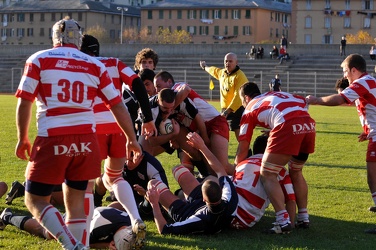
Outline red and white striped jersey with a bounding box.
[239,91,310,143]
[93,57,139,134]
[341,74,376,139]
[233,154,295,228]
[15,46,121,137]
[172,82,220,121]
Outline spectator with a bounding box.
[306,54,376,234]
[200,53,249,141]
[270,45,279,59]
[14,17,142,249]
[370,46,376,61]
[235,82,315,234]
[247,46,256,60]
[256,46,264,59]
[277,45,286,60]
[340,36,347,56]
[269,74,282,91]
[146,132,238,235]
[280,35,288,50]
[334,77,349,94]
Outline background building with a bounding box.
[0,0,140,45]
[291,0,376,44]
[141,0,291,44]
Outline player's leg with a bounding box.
[147,179,178,211]
[366,139,376,212]
[210,133,233,175]
[261,152,292,234]
[172,165,200,198]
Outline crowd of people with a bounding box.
[1,16,376,250]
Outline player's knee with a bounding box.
[172,165,191,183]
[148,180,168,195]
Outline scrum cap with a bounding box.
[52,16,82,47]
[81,34,100,56]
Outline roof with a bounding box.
[0,0,140,16]
[142,0,291,13]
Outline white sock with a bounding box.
[372,192,376,205]
[83,191,94,246]
[112,177,141,224]
[66,218,87,246]
[38,205,77,249]
[297,208,309,222]
[276,209,290,225]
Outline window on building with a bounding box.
[233,10,239,19]
[111,15,115,24]
[29,13,34,22]
[177,26,182,31]
[17,14,25,22]
[188,26,196,35]
[11,28,15,37]
[188,10,196,19]
[199,26,208,35]
[214,10,220,19]
[270,28,273,37]
[51,13,56,21]
[275,12,280,22]
[243,26,251,35]
[323,34,332,44]
[147,26,152,35]
[276,28,279,38]
[27,28,33,37]
[9,14,14,22]
[224,26,228,35]
[364,17,371,28]
[148,10,152,19]
[304,34,312,44]
[305,16,312,28]
[344,17,351,28]
[40,28,44,36]
[233,26,238,36]
[78,12,82,21]
[363,0,373,10]
[214,26,219,35]
[324,17,331,28]
[345,0,350,10]
[201,10,208,19]
[325,0,331,9]
[245,10,251,19]
[270,12,274,21]
[110,29,115,39]
[306,0,311,10]
[159,10,164,19]
[158,26,163,32]
[169,10,172,19]
[225,10,228,19]
[17,28,24,37]
[177,10,182,19]
[48,28,52,38]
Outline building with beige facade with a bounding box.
[291,0,376,44]
[140,0,292,44]
[0,0,140,45]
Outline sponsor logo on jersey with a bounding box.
[292,122,315,134]
[53,142,92,156]
[56,60,69,68]
[48,52,65,56]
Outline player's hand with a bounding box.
[141,121,157,140]
[126,140,142,163]
[186,132,205,150]
[305,95,317,105]
[199,61,207,69]
[358,132,368,142]
[15,139,31,160]
[145,184,160,206]
[133,184,146,196]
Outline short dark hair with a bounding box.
[80,34,100,56]
[334,77,349,91]
[139,68,155,83]
[154,71,175,85]
[253,134,268,155]
[341,54,367,73]
[239,82,261,99]
[202,179,221,204]
[158,88,175,103]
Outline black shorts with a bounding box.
[168,184,204,222]
[226,106,244,131]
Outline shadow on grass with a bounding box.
[145,213,376,250]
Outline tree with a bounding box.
[85,24,113,44]
[346,30,374,44]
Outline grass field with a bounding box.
[0,94,376,250]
